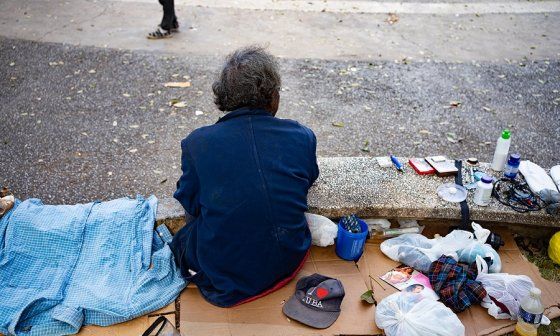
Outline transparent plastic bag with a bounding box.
[380,230,474,273]
[457,242,502,273]
[380,223,501,273]
[475,257,550,324]
[375,292,465,336]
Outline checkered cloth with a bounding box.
[0,196,186,336]
[428,255,487,313]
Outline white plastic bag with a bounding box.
[305,213,338,247]
[375,292,465,336]
[380,230,474,273]
[476,257,550,324]
[380,223,501,273]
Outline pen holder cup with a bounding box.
[335,218,368,261]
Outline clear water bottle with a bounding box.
[514,287,544,336]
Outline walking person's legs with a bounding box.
[147,0,179,39]
[159,0,178,31]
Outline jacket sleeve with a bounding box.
[173,140,201,217]
[308,129,320,186]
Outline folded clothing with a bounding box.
[540,189,560,216]
[428,255,487,313]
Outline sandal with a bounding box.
[147,26,173,39]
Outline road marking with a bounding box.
[112,0,560,14]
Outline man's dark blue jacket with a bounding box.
[170,107,319,307]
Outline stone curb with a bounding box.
[156,157,560,233]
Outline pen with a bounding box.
[390,155,404,172]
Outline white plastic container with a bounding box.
[491,130,511,171]
[514,287,544,336]
[474,175,493,206]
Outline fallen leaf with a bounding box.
[386,13,399,25]
[128,148,138,153]
[160,178,168,184]
[332,121,345,127]
[173,101,187,108]
[129,124,139,129]
[446,132,462,143]
[419,129,431,135]
[482,106,494,112]
[360,140,370,152]
[195,110,204,116]
[88,69,96,74]
[123,93,131,97]
[153,170,162,174]
[164,82,191,88]
[450,101,461,107]
[360,290,377,305]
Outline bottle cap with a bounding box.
[530,287,542,297]
[467,157,479,165]
[501,129,511,140]
[508,153,521,164]
[481,175,493,184]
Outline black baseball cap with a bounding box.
[282,274,345,329]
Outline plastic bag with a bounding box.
[457,243,502,273]
[305,213,338,247]
[375,292,465,336]
[365,218,391,229]
[475,256,550,324]
[380,223,501,273]
[380,230,474,273]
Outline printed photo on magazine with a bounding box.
[380,264,439,301]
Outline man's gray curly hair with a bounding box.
[212,46,281,112]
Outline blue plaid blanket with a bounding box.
[0,196,185,336]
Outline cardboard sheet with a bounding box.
[180,226,560,336]
[180,246,377,336]
[75,302,177,336]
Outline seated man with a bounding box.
[170,46,319,307]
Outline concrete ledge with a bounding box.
[156,157,559,233]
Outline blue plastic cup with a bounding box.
[335,217,368,261]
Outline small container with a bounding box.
[514,287,544,336]
[474,175,494,206]
[370,226,424,239]
[504,153,521,179]
[491,129,511,171]
[335,217,368,261]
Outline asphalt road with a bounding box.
[1,37,558,204]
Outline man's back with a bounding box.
[172,107,319,307]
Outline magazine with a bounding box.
[380,264,439,301]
